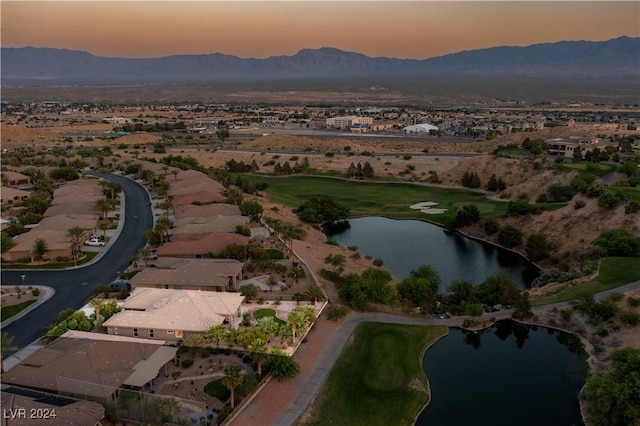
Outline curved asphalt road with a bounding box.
[0,174,152,353]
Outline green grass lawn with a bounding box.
[301,322,447,426]
[1,299,36,321]
[610,185,640,203]
[254,308,286,324]
[3,252,99,270]
[243,175,514,225]
[554,163,616,176]
[532,257,640,306]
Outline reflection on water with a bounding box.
[417,321,587,426]
[328,216,538,288]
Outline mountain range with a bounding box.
[2,36,638,85]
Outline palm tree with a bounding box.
[96,198,112,220]
[305,286,326,305]
[66,226,85,266]
[1,331,19,373]
[222,365,244,409]
[207,324,228,347]
[248,338,268,378]
[286,310,310,344]
[256,317,279,343]
[287,265,306,285]
[157,201,173,219]
[98,221,111,240]
[89,297,107,331]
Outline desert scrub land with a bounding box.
[300,322,447,426]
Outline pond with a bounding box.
[417,321,587,426]
[327,216,538,288]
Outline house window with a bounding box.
[133,328,138,337]
[167,330,174,335]
[175,330,183,338]
[113,328,118,335]
[149,330,154,338]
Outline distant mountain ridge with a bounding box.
[2,36,638,84]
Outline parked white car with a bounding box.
[84,238,105,247]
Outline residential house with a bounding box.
[174,203,241,219]
[172,215,249,235]
[129,257,245,291]
[4,229,72,262]
[0,187,30,207]
[1,171,32,188]
[1,384,105,426]
[1,330,177,401]
[103,287,245,341]
[155,232,250,259]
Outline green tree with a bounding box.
[267,349,301,381]
[584,347,640,426]
[618,160,639,178]
[32,238,48,261]
[324,253,346,275]
[498,225,522,248]
[448,279,475,305]
[397,265,441,311]
[593,229,640,257]
[222,365,244,409]
[240,284,259,303]
[207,324,228,347]
[220,243,247,261]
[1,232,15,254]
[475,270,521,306]
[453,204,481,228]
[525,234,551,262]
[216,128,230,142]
[240,200,264,221]
[512,292,533,319]
[294,197,350,224]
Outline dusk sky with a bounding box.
[2,1,639,59]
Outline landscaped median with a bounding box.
[300,322,447,426]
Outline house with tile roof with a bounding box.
[1,331,177,402]
[103,287,245,341]
[129,257,245,291]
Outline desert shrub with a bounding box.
[619,311,640,326]
[31,288,40,297]
[326,302,350,321]
[574,200,586,210]
[627,296,640,308]
[484,219,499,235]
[373,258,384,267]
[181,359,194,369]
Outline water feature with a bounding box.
[417,321,587,426]
[327,216,538,288]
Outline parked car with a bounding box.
[146,252,158,260]
[84,238,105,247]
[110,279,130,292]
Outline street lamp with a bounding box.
[20,274,26,286]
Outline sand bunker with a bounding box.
[409,202,439,209]
[409,201,447,215]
